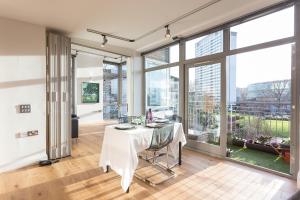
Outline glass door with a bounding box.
[103,63,119,120]
[185,60,226,156]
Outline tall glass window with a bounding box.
[187,63,221,145]
[226,44,293,174]
[145,66,179,118]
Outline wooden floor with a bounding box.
[0,121,297,200]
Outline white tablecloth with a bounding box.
[99,123,186,192]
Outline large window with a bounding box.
[185,30,223,60]
[227,44,293,174]
[143,3,296,176]
[230,7,294,49]
[145,66,179,118]
[145,44,179,69]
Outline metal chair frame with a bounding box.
[135,124,176,186]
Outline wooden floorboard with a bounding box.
[0,121,297,200]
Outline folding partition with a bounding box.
[46,32,72,159]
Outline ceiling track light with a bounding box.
[165,25,171,38]
[101,35,108,47]
[87,29,135,43]
[87,0,221,42]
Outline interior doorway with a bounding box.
[70,44,128,124]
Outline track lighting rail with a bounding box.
[87,29,135,42]
[87,0,221,44]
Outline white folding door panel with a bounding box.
[47,33,71,159]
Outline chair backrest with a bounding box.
[169,115,182,123]
[148,123,174,151]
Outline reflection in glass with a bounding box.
[145,44,179,69]
[145,66,179,118]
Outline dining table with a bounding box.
[99,122,186,192]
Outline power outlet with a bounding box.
[27,130,38,136]
[16,130,38,138]
[19,104,31,113]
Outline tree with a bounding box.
[260,80,290,112]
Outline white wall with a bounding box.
[76,53,103,124]
[0,17,47,172]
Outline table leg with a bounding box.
[179,142,182,165]
[106,165,110,173]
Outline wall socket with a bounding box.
[27,130,38,136]
[16,130,39,138]
[18,104,31,113]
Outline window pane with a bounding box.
[230,7,294,50]
[103,63,119,119]
[145,44,179,69]
[188,63,221,146]
[121,64,127,104]
[120,64,127,116]
[145,66,179,118]
[226,43,293,174]
[185,30,223,60]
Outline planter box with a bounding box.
[232,139,282,155]
[246,143,278,155]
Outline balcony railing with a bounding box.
[228,102,290,143]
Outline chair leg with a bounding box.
[166,145,169,169]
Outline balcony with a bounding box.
[227,102,290,174]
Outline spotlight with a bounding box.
[165,25,171,38]
[101,35,108,47]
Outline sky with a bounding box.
[170,6,294,89]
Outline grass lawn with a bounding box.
[228,145,290,174]
[264,119,290,138]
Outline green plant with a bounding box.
[281,138,290,145]
[256,135,272,145]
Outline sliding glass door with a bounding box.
[226,44,293,174]
[185,60,226,156]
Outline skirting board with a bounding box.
[0,151,48,173]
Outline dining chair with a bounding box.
[169,114,182,123]
[135,123,176,186]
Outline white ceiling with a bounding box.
[0,0,283,53]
